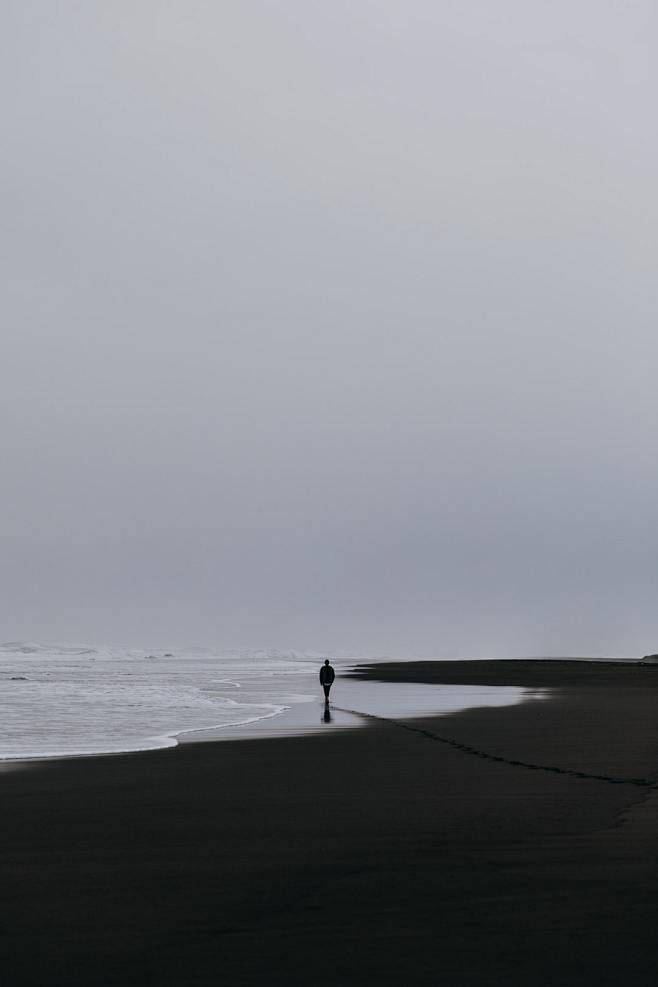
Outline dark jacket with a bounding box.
[319,664,335,685]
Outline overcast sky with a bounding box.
[1,1,657,656]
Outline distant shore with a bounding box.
[3,659,658,985]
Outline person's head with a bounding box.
[324,659,330,665]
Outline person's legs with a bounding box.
[322,684,331,703]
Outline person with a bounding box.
[319,659,335,705]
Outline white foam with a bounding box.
[0,644,318,761]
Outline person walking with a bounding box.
[319,659,335,705]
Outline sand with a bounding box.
[2,659,658,985]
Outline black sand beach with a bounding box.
[3,659,658,985]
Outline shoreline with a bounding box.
[0,656,546,765]
[3,659,658,985]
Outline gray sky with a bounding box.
[2,1,657,656]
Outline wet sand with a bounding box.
[3,659,658,985]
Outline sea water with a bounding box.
[0,642,539,761]
[0,642,321,760]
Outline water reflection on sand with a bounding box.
[180,660,546,745]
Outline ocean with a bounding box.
[0,642,323,760]
[0,642,539,761]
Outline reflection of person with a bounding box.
[319,659,335,705]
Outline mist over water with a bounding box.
[1,2,657,656]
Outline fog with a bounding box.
[2,1,657,655]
